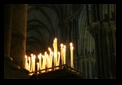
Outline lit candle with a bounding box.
[48,48,53,71]
[28,57,31,71]
[32,55,36,72]
[25,55,28,69]
[63,45,66,65]
[70,43,74,68]
[44,52,48,68]
[60,44,64,65]
[38,53,42,71]
[41,54,46,73]
[46,54,49,68]
[50,51,53,70]
[37,62,39,74]
[47,54,50,71]
[53,38,58,68]
[30,54,33,72]
[56,52,60,69]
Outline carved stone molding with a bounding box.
[101,21,116,32]
[87,21,116,37]
[87,21,100,37]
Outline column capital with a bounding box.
[102,21,116,32]
[87,21,100,37]
[87,21,116,37]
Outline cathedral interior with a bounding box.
[4,4,116,79]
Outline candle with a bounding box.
[28,57,31,71]
[48,47,53,71]
[47,55,50,71]
[30,54,36,72]
[60,44,64,65]
[41,55,46,73]
[37,62,39,74]
[30,54,33,72]
[32,55,36,72]
[38,53,42,71]
[53,38,58,68]
[44,52,48,68]
[56,52,60,69]
[25,55,28,69]
[50,51,53,71]
[63,45,66,65]
[70,43,74,68]
[46,54,49,69]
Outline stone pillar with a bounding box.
[75,18,80,71]
[10,4,27,68]
[4,4,12,59]
[88,21,116,79]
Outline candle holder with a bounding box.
[26,38,84,79]
[29,64,85,79]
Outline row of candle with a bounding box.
[25,38,74,73]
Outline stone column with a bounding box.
[88,21,116,79]
[10,4,27,68]
[4,4,12,59]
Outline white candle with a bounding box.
[25,55,28,69]
[28,57,31,71]
[30,54,33,72]
[42,54,46,73]
[48,48,53,71]
[56,52,60,69]
[60,44,64,65]
[63,45,66,65]
[37,62,39,74]
[50,51,53,70]
[44,52,48,68]
[32,55,36,72]
[46,54,49,68]
[70,43,74,68]
[38,53,42,71]
[47,55,50,71]
[53,38,57,68]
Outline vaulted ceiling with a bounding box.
[26,4,67,55]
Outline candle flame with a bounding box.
[48,47,51,51]
[58,52,60,55]
[64,45,66,49]
[38,54,41,59]
[60,43,63,47]
[25,38,74,73]
[25,55,27,58]
[54,38,57,41]
[70,42,73,47]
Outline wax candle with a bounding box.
[41,54,46,73]
[37,62,39,74]
[32,55,36,72]
[50,51,53,71]
[48,47,53,71]
[30,54,33,72]
[53,38,57,67]
[63,45,66,65]
[28,57,31,71]
[70,43,74,68]
[47,54,50,71]
[56,52,60,69]
[25,55,28,69]
[38,53,42,71]
[60,44,64,65]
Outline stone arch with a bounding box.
[78,4,96,79]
